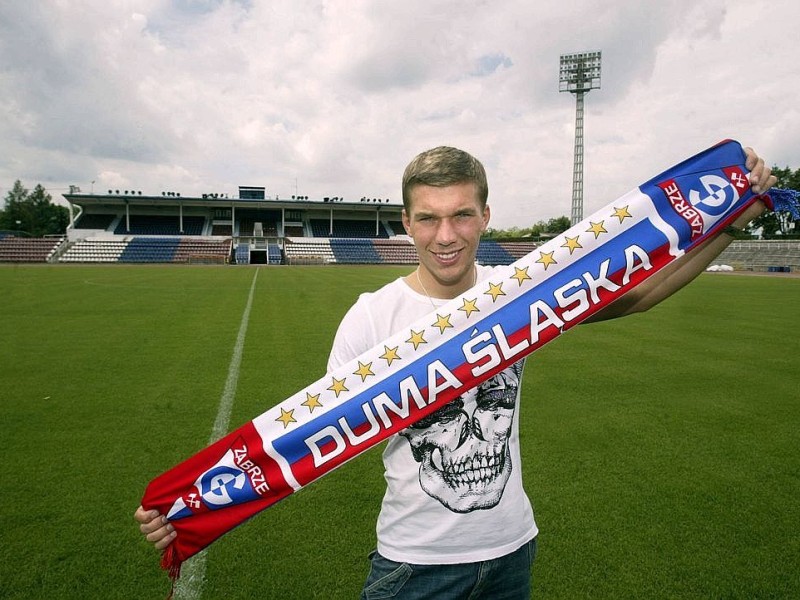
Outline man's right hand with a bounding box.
[134,505,177,551]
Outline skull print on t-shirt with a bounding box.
[400,359,525,513]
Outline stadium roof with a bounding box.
[62,191,404,217]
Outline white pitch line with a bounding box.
[174,267,260,600]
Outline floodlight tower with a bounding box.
[559,51,601,225]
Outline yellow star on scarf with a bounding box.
[301,392,323,413]
[406,329,427,350]
[433,313,453,334]
[327,376,348,397]
[535,251,557,270]
[353,361,375,382]
[458,298,480,318]
[379,345,401,366]
[612,205,632,223]
[561,236,582,254]
[484,281,505,302]
[276,407,296,429]
[587,221,608,238]
[511,266,532,286]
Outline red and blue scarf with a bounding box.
[141,139,796,579]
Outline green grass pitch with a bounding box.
[1,265,798,599]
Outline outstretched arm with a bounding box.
[588,147,776,322]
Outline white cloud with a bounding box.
[1,0,798,227]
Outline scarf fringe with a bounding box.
[160,545,182,599]
[765,188,800,220]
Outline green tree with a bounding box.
[0,181,69,236]
[0,180,30,233]
[544,216,570,235]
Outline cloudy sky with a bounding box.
[1,0,798,228]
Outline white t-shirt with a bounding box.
[327,264,538,565]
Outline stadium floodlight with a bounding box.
[559,50,601,225]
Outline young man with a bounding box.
[329,147,536,600]
[136,145,775,599]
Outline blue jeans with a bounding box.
[360,538,537,600]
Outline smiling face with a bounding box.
[403,182,490,299]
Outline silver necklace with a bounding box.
[415,266,477,309]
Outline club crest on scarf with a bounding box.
[652,163,750,243]
[167,437,270,520]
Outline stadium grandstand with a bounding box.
[713,239,799,273]
[0,186,545,267]
[1,186,797,271]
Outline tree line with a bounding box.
[0,181,70,237]
[483,216,572,240]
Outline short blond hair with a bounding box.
[401,146,488,212]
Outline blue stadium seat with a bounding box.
[477,240,514,265]
[268,243,283,264]
[119,238,180,262]
[114,215,205,235]
[330,239,383,263]
[310,219,388,238]
[235,243,250,264]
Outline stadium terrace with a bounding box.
[17,185,538,267]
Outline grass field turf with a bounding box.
[1,265,798,599]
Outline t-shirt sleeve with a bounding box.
[327,294,377,373]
